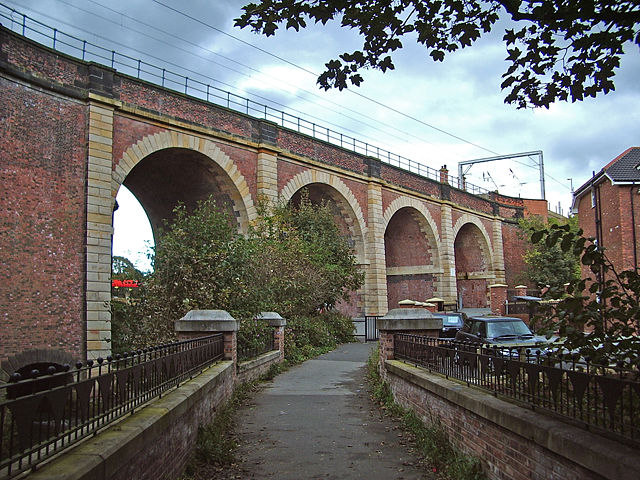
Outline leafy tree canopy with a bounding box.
[111,195,363,350]
[250,193,364,318]
[518,215,580,290]
[236,0,640,108]
[530,223,640,368]
[112,255,145,282]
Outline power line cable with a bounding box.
[5,0,571,195]
[10,0,441,155]
[4,0,412,150]
[77,0,440,150]
[150,0,499,156]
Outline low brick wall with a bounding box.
[384,360,640,480]
[237,350,281,384]
[29,361,235,480]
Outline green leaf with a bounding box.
[531,230,544,244]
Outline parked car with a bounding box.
[455,315,549,357]
[433,312,465,338]
[541,335,640,370]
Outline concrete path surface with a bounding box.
[224,343,434,479]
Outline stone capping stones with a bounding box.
[175,309,238,332]
[255,311,287,327]
[398,299,416,306]
[377,307,442,331]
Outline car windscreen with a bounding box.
[486,320,532,338]
[442,315,462,325]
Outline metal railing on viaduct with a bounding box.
[0,3,489,197]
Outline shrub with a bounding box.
[112,195,363,353]
[283,312,354,364]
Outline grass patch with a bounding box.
[366,347,486,480]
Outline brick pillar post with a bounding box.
[256,312,287,362]
[224,331,237,365]
[515,285,527,297]
[489,284,508,315]
[273,327,284,360]
[379,330,395,362]
[439,165,449,184]
[426,297,445,312]
[417,302,437,313]
[174,310,238,375]
[377,308,442,377]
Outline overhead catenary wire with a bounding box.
[8,0,444,154]
[4,0,413,150]
[150,0,499,156]
[66,0,442,150]
[149,0,574,193]
[2,0,573,197]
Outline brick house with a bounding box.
[571,147,640,277]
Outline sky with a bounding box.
[2,0,638,272]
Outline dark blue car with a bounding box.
[432,312,465,338]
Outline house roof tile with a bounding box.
[604,147,640,182]
[571,147,640,211]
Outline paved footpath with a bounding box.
[224,342,434,479]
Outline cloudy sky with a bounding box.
[2,0,638,271]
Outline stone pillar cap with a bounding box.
[514,285,527,289]
[175,309,238,332]
[489,283,508,288]
[377,307,442,331]
[256,311,287,327]
[426,297,445,302]
[415,302,435,307]
[398,299,417,306]
[383,308,434,320]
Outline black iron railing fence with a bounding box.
[0,3,491,197]
[0,334,224,479]
[505,301,536,315]
[237,334,276,362]
[394,334,640,444]
[505,299,560,316]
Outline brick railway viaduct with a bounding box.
[0,26,547,366]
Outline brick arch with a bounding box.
[452,214,493,268]
[112,131,257,231]
[453,215,495,309]
[0,348,75,382]
[382,197,441,268]
[280,169,366,263]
